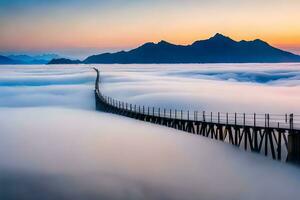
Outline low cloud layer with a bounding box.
[1,63,300,199]
[98,63,300,112]
[1,108,300,200]
[1,63,300,113]
[0,65,95,109]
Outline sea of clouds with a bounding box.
[0,65,95,109]
[99,63,300,113]
[1,63,300,113]
[1,63,300,200]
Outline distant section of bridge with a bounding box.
[94,68,300,164]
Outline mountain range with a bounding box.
[0,55,21,64]
[2,34,300,65]
[49,33,300,64]
[48,58,82,64]
[0,54,59,64]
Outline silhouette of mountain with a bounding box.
[0,55,20,64]
[48,58,82,64]
[82,33,300,64]
[8,54,59,64]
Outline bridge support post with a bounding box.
[287,114,300,163]
[287,132,300,163]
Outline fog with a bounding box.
[1,107,300,200]
[0,65,95,109]
[1,63,300,113]
[1,64,300,200]
[98,63,300,114]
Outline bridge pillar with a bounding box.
[287,132,300,163]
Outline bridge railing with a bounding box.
[100,95,300,130]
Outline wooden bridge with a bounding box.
[94,68,300,163]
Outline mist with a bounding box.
[1,107,300,200]
[1,63,300,199]
[99,63,300,115]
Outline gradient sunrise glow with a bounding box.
[0,0,300,58]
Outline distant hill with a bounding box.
[48,58,82,64]
[82,33,300,64]
[8,54,59,64]
[0,55,20,64]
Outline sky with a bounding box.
[0,0,300,58]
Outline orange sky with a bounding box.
[0,0,299,58]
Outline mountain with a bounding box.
[48,58,82,64]
[8,54,59,64]
[82,33,300,64]
[0,55,20,64]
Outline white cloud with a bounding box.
[98,64,300,115]
[1,63,300,199]
[1,107,300,200]
[0,65,95,109]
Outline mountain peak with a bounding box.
[213,33,226,38]
[252,39,269,45]
[157,40,172,45]
[209,33,234,42]
[138,42,155,48]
